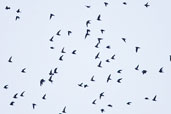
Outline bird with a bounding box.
[159,67,164,73]
[104,2,108,7]
[78,83,83,87]
[97,14,101,21]
[54,68,58,74]
[32,103,36,109]
[107,104,113,107]
[97,38,103,43]
[49,36,54,42]
[117,78,122,83]
[21,68,26,73]
[49,69,54,76]
[117,69,122,73]
[16,9,21,13]
[95,52,100,59]
[145,97,149,100]
[20,91,25,97]
[40,79,45,86]
[50,46,54,49]
[92,99,97,104]
[152,95,157,101]
[62,106,66,113]
[170,55,171,61]
[135,46,140,53]
[50,13,55,20]
[123,2,127,5]
[127,102,132,105]
[106,45,111,49]
[42,94,46,100]
[91,76,95,81]
[95,43,100,48]
[13,93,18,99]
[122,38,126,43]
[3,85,8,89]
[59,55,64,61]
[97,61,102,68]
[84,84,88,88]
[106,59,110,63]
[142,70,147,75]
[85,29,90,39]
[48,76,53,83]
[135,65,139,70]
[72,50,77,54]
[100,109,105,113]
[99,92,104,99]
[10,101,15,106]
[144,2,150,8]
[56,30,61,36]
[15,16,20,21]
[107,74,112,83]
[111,54,115,60]
[86,20,91,27]
[61,47,66,53]
[8,56,12,63]
[85,5,91,8]
[68,31,72,36]
[5,6,11,10]
[100,29,105,34]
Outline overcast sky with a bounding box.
[0,0,171,114]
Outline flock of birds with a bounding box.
[2,1,171,114]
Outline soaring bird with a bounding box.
[91,76,95,82]
[78,83,83,87]
[48,76,53,83]
[5,6,11,10]
[49,36,54,42]
[61,47,66,53]
[54,68,58,74]
[106,45,111,49]
[97,61,102,68]
[97,14,101,21]
[117,78,123,83]
[106,59,110,63]
[20,91,25,97]
[49,69,54,76]
[135,65,139,70]
[107,104,113,107]
[97,38,103,43]
[68,31,72,36]
[42,94,46,100]
[56,30,61,36]
[104,2,108,7]
[72,50,77,54]
[50,46,54,49]
[152,95,157,101]
[170,55,171,61]
[100,29,105,34]
[127,102,132,105]
[84,84,88,88]
[111,54,115,60]
[32,103,36,109]
[145,97,149,100]
[142,70,147,75]
[85,5,91,8]
[159,67,164,73]
[86,20,91,27]
[8,56,12,63]
[99,92,104,99]
[16,9,21,13]
[4,85,8,89]
[95,52,100,59]
[144,2,150,7]
[10,101,15,106]
[15,16,20,21]
[62,106,66,113]
[117,69,122,73]
[95,43,100,48]
[100,109,105,113]
[107,74,112,83]
[123,2,127,5]
[59,55,64,61]
[50,13,55,20]
[135,46,140,53]
[92,99,97,104]
[21,68,26,73]
[85,29,90,39]
[122,38,126,43]
[13,93,18,99]
[40,79,45,86]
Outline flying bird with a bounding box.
[127,102,132,105]
[54,68,58,74]
[78,83,83,87]
[32,103,36,109]
[100,29,105,34]
[117,78,123,83]
[159,67,164,73]
[135,46,140,53]
[85,29,90,39]
[56,30,61,36]
[49,36,54,42]
[95,52,100,59]
[107,104,113,107]
[135,65,139,70]
[100,109,105,113]
[8,56,12,63]
[122,38,126,43]
[72,50,77,54]
[97,38,103,43]
[107,74,112,83]
[49,69,54,76]
[170,55,171,61]
[92,99,97,104]
[104,2,108,7]
[42,94,46,100]
[61,47,66,53]
[48,76,53,83]
[4,85,8,89]
[21,68,26,73]
[97,61,102,68]
[50,13,55,20]
[145,97,149,100]
[68,31,72,36]
[99,92,104,99]
[152,95,157,101]
[13,93,18,99]
[16,9,21,13]
[20,91,25,97]
[59,55,64,61]
[50,46,54,49]
[142,70,147,75]
[106,59,110,63]
[40,79,45,86]
[85,5,91,8]
[5,6,11,10]
[86,20,91,27]
[15,16,20,21]
[62,106,66,113]
[117,69,122,73]
[84,84,88,88]
[97,14,101,21]
[123,2,127,5]
[144,2,150,7]
[95,43,100,48]
[111,54,115,60]
[106,45,111,49]
[10,101,15,106]
[91,76,95,81]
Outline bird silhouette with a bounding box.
[10,101,15,106]
[62,106,66,113]
[122,38,126,43]
[16,9,21,13]
[135,47,140,53]
[106,45,111,49]
[8,56,12,63]
[99,92,104,99]
[145,97,149,100]
[170,55,171,61]
[59,55,64,61]
[104,2,108,7]
[15,16,20,21]
[95,42,100,48]
[97,61,102,68]
[117,78,122,83]
[49,36,54,42]
[32,103,36,109]
[117,69,122,73]
[49,69,54,76]
[100,109,105,113]
[50,46,54,49]
[144,2,150,7]
[42,94,46,100]
[97,38,103,43]
[107,104,113,107]
[107,74,112,83]
[48,76,53,83]
[100,29,105,34]
[5,6,11,10]
[85,29,90,39]
[106,59,110,63]
[135,65,139,70]
[127,102,132,105]
[40,79,45,86]
[142,70,147,75]
[78,83,83,87]
[50,13,55,20]
[97,14,101,21]
[91,76,95,81]
[159,67,164,73]
[72,50,77,54]
[123,2,127,5]
[61,47,66,53]
[152,95,157,101]
[92,99,97,104]
[54,68,58,74]
[85,5,91,8]
[4,85,8,89]
[86,20,91,27]
[13,93,18,99]
[20,91,25,97]
[56,30,61,36]
[95,52,100,59]
[68,31,72,36]
[84,84,88,88]
[111,54,115,60]
[21,68,26,73]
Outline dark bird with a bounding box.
[135,65,139,70]
[152,95,157,101]
[10,101,15,106]
[122,38,126,43]
[92,99,97,104]
[95,43,100,48]
[170,55,171,61]
[54,68,58,74]
[15,16,20,21]
[13,93,18,99]
[86,20,91,27]
[117,69,122,73]
[104,2,108,7]
[48,76,53,83]
[144,2,150,8]
[107,104,113,107]
[99,92,104,99]
[145,97,149,100]
[5,6,11,10]
[111,54,115,60]
[8,56,12,63]
[142,70,147,75]
[85,5,91,8]
[85,29,90,39]
[106,45,111,49]
[21,68,26,73]
[32,103,36,109]
[159,67,164,73]
[91,76,95,81]
[97,38,103,43]
[72,50,77,54]
[49,69,54,76]
[59,55,64,61]
[97,61,102,68]
[61,47,66,53]
[135,46,140,53]
[107,74,112,83]
[50,13,55,20]
[40,79,45,86]
[56,30,61,36]
[123,2,127,5]
[100,109,105,113]
[78,83,83,87]
[100,29,105,34]
[62,106,66,113]
[84,84,88,88]
[4,85,8,89]
[127,102,132,105]
[16,9,21,13]
[50,46,54,49]
[97,14,101,21]
[68,31,72,36]
[106,59,110,63]
[42,94,46,100]
[49,36,54,42]
[20,91,25,97]
[117,78,122,83]
[95,52,100,59]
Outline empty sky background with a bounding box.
[0,0,171,114]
